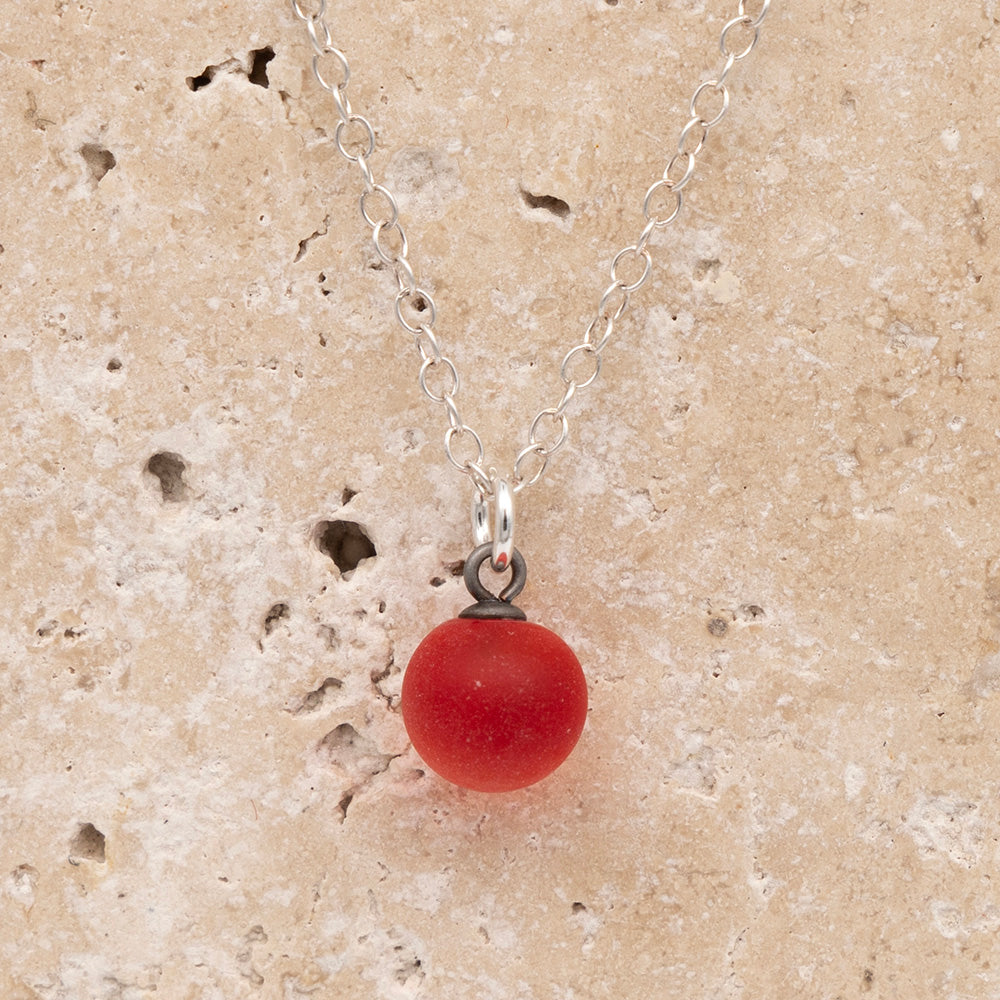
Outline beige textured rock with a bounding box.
[2,1,999,997]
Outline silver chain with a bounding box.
[290,0,770,507]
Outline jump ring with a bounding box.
[334,115,375,162]
[360,184,398,229]
[444,425,485,473]
[678,116,710,158]
[463,461,494,496]
[471,492,491,547]
[560,342,602,389]
[418,355,459,403]
[291,0,327,22]
[306,18,334,57]
[598,281,630,322]
[490,478,515,571]
[529,408,570,456]
[610,245,652,293]
[512,442,549,492]
[643,179,684,228]
[373,218,408,264]
[720,15,759,60]
[690,79,730,129]
[312,47,349,92]
[394,286,436,333]
[738,0,770,30]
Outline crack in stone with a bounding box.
[294,215,331,263]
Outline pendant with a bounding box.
[401,544,588,792]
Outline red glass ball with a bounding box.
[401,617,588,792]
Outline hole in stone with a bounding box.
[572,901,587,913]
[394,954,424,986]
[106,357,122,372]
[323,722,359,751]
[318,723,396,804]
[520,188,570,219]
[297,676,343,714]
[263,602,290,635]
[694,258,721,281]
[315,520,376,576]
[707,617,728,637]
[188,50,273,92]
[336,790,354,822]
[80,142,117,184]
[341,486,358,505]
[146,452,189,502]
[187,67,215,91]
[69,822,106,864]
[186,57,244,92]
[248,46,275,88]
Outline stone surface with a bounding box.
[1,1,999,997]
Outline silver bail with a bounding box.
[491,478,514,572]
[471,491,490,548]
[470,477,515,572]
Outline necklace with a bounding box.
[289,0,771,792]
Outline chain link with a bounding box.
[290,0,770,501]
